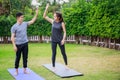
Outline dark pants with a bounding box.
[51,42,68,67]
[15,42,28,69]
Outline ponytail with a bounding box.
[55,12,64,22]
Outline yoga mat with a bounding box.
[8,68,45,80]
[43,63,83,78]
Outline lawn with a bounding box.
[0,43,120,80]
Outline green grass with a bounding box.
[0,43,120,80]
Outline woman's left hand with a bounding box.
[61,40,65,45]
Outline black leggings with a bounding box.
[15,42,28,69]
[51,42,68,67]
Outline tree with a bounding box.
[62,0,91,43]
[87,0,120,47]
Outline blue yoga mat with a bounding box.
[8,68,45,80]
[43,63,83,78]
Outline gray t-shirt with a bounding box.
[11,22,29,45]
[52,21,63,42]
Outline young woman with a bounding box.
[43,4,68,70]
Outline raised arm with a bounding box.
[28,9,39,25]
[61,22,66,45]
[43,3,53,24]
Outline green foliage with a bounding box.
[0,15,15,36]
[0,0,120,40]
[9,0,31,15]
[63,0,120,39]
[63,0,91,36]
[27,11,51,36]
[87,0,120,39]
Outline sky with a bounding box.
[50,0,69,4]
[50,0,69,2]
[61,0,69,2]
[32,0,69,6]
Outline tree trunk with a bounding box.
[75,35,80,44]
[96,37,100,47]
[79,36,82,44]
[53,0,56,5]
[88,36,91,45]
[38,36,42,43]
[104,38,109,48]
[113,39,116,49]
[90,36,94,46]
[3,36,8,43]
[108,38,111,49]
